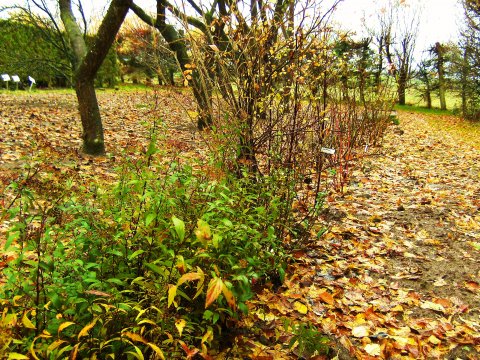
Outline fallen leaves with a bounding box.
[2,92,480,359]
[239,110,480,359]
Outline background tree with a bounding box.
[415,57,435,108]
[130,0,214,129]
[430,42,447,110]
[366,0,419,105]
[3,0,131,153]
[116,21,179,85]
[457,0,480,120]
[0,15,71,87]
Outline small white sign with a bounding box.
[321,147,335,155]
[28,76,36,84]
[1,74,11,82]
[11,75,20,82]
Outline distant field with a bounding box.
[404,88,462,111]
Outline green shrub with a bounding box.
[0,136,298,358]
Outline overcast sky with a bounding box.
[331,0,463,57]
[2,0,465,59]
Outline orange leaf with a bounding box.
[319,290,334,305]
[222,284,236,310]
[465,281,480,292]
[178,272,202,286]
[205,278,223,309]
[178,340,199,359]
[123,331,148,344]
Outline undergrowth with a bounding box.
[0,128,326,358]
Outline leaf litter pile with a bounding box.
[1,91,479,359]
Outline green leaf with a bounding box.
[128,249,145,260]
[145,263,166,277]
[5,231,19,250]
[172,216,185,241]
[106,278,125,286]
[145,213,156,227]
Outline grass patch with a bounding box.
[395,104,456,116]
[424,115,480,149]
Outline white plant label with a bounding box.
[11,75,20,82]
[28,76,36,84]
[321,147,335,155]
[1,74,11,81]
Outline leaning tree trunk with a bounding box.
[59,0,132,155]
[130,1,213,130]
[75,78,105,154]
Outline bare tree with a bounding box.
[366,1,419,105]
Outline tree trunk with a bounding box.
[425,87,432,109]
[435,42,447,110]
[75,78,105,154]
[60,0,131,155]
[397,71,407,105]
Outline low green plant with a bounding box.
[284,320,330,358]
[1,133,295,358]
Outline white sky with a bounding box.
[331,0,463,57]
[1,0,464,59]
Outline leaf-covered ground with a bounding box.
[1,90,479,359]
[233,112,480,359]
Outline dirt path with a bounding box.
[239,111,480,359]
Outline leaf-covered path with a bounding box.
[238,112,480,359]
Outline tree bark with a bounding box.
[76,78,105,154]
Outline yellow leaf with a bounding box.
[123,331,147,344]
[47,339,67,352]
[22,311,36,329]
[428,335,441,345]
[147,343,165,360]
[168,285,177,308]
[420,301,445,312]
[201,328,213,344]
[222,284,236,310]
[195,220,212,246]
[293,301,308,314]
[175,319,187,337]
[7,354,29,359]
[352,325,370,338]
[58,321,76,334]
[78,318,97,339]
[13,295,22,306]
[205,278,223,309]
[194,267,205,299]
[364,343,381,356]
